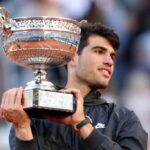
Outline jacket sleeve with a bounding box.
[83,111,148,150]
[9,125,39,150]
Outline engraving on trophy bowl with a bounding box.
[0,7,81,118]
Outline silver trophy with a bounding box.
[0,7,81,118]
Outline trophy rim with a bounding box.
[9,16,81,35]
[12,16,81,27]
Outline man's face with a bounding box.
[75,34,116,89]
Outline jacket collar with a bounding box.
[84,90,107,106]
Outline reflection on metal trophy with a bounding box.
[0,7,81,118]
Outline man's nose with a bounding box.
[104,54,113,66]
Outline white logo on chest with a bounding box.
[95,123,105,129]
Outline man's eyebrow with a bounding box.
[91,46,107,51]
[91,46,116,56]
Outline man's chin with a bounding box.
[90,83,108,90]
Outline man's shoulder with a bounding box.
[106,102,140,123]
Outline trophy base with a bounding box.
[24,88,76,118]
[24,107,75,118]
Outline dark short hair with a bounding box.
[77,22,120,55]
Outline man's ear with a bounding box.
[68,54,78,67]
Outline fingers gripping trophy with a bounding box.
[0,7,81,118]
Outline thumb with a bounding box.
[22,91,28,108]
[0,107,3,118]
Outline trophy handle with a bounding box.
[80,20,87,25]
[0,7,11,35]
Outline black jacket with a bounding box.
[9,90,148,150]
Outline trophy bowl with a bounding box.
[0,7,81,118]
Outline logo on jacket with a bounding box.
[95,123,105,129]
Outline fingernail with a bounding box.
[0,108,2,116]
[19,86,23,89]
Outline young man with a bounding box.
[0,22,147,150]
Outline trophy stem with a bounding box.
[34,69,47,84]
[25,69,55,90]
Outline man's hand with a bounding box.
[0,87,33,140]
[44,88,94,139]
[44,88,85,126]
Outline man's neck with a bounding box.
[65,81,91,98]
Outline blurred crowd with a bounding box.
[0,0,150,149]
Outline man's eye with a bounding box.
[111,55,116,60]
[95,50,103,54]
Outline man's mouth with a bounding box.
[98,68,111,78]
